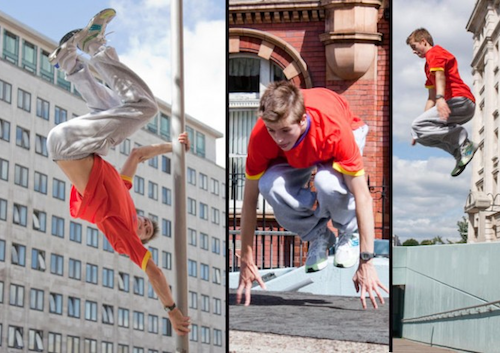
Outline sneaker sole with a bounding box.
[333,256,358,268]
[452,144,478,177]
[79,8,116,53]
[305,258,328,273]
[49,29,82,67]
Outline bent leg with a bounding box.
[258,164,328,241]
[47,46,158,161]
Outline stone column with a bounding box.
[319,0,383,80]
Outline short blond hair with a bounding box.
[259,81,305,124]
[406,28,434,46]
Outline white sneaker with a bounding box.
[48,29,80,71]
[76,8,116,55]
[334,231,359,268]
[305,227,335,273]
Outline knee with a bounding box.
[258,172,285,199]
[47,124,70,159]
[314,169,348,197]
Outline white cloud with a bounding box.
[393,156,471,242]
[108,0,225,166]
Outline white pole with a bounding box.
[171,0,188,352]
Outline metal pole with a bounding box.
[171,0,188,351]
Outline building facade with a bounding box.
[228,0,390,269]
[465,0,500,243]
[0,11,226,353]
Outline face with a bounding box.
[409,39,429,58]
[137,215,153,242]
[264,114,307,151]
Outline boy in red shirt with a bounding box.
[236,81,388,309]
[46,9,190,335]
[407,28,477,177]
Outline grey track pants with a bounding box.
[411,97,475,160]
[47,46,158,161]
[258,124,369,242]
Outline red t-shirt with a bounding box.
[69,155,151,270]
[425,45,475,102]
[246,88,365,179]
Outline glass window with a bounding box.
[188,228,197,246]
[201,295,210,312]
[31,249,46,271]
[86,227,99,248]
[84,338,97,353]
[21,40,37,73]
[133,277,144,296]
[148,155,158,169]
[13,204,27,227]
[50,254,64,276]
[162,187,171,205]
[52,178,66,200]
[9,284,24,307]
[147,114,158,133]
[49,293,63,314]
[162,251,171,270]
[34,172,47,194]
[102,304,114,325]
[214,298,222,315]
[8,326,24,349]
[189,291,198,309]
[200,202,208,220]
[118,307,129,327]
[3,30,19,64]
[229,57,260,93]
[54,106,67,125]
[148,181,158,200]
[103,237,114,252]
[51,216,64,238]
[70,222,82,243]
[28,329,44,351]
[186,126,194,153]
[200,233,209,250]
[188,259,197,278]
[66,336,80,353]
[211,178,219,195]
[0,239,5,261]
[0,79,12,104]
[69,258,81,280]
[0,119,10,142]
[160,113,170,140]
[187,168,196,185]
[196,132,206,158]
[162,218,171,237]
[133,311,144,331]
[162,317,172,337]
[134,176,144,195]
[35,134,48,157]
[187,198,196,215]
[214,329,223,347]
[199,173,208,190]
[213,267,222,284]
[16,126,30,149]
[0,159,8,181]
[120,139,131,155]
[85,301,97,321]
[201,264,209,281]
[189,324,198,342]
[86,263,98,284]
[212,207,220,224]
[103,268,114,288]
[68,296,81,318]
[48,332,62,353]
[17,89,31,112]
[201,326,210,344]
[118,272,129,292]
[36,98,50,120]
[40,50,54,83]
[14,164,28,188]
[212,237,221,254]
[161,156,171,174]
[56,70,71,91]
[30,288,44,311]
[11,243,26,266]
[148,315,159,334]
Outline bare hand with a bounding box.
[178,132,190,152]
[236,255,266,306]
[436,98,451,120]
[168,308,191,336]
[353,261,388,309]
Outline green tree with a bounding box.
[457,216,468,243]
[420,239,434,245]
[402,238,419,246]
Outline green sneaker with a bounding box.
[451,139,478,177]
[76,8,116,55]
[305,228,335,273]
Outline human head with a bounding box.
[259,81,307,151]
[137,215,159,244]
[259,80,305,124]
[406,28,434,58]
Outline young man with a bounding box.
[407,28,477,177]
[235,81,388,309]
[46,9,190,335]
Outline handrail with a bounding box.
[402,299,500,323]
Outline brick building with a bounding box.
[228,0,390,270]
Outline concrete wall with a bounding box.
[394,243,500,352]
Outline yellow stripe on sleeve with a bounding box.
[332,162,365,177]
[245,171,265,180]
[141,250,152,271]
[429,67,444,72]
[121,175,133,183]
[425,85,435,89]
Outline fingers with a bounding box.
[244,283,252,306]
[359,287,367,310]
[236,283,244,305]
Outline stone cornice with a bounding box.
[229,0,325,25]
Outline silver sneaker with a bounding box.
[305,227,335,273]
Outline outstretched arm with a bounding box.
[144,258,190,335]
[120,132,189,179]
[344,173,388,309]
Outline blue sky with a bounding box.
[0,0,226,166]
[393,0,477,241]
